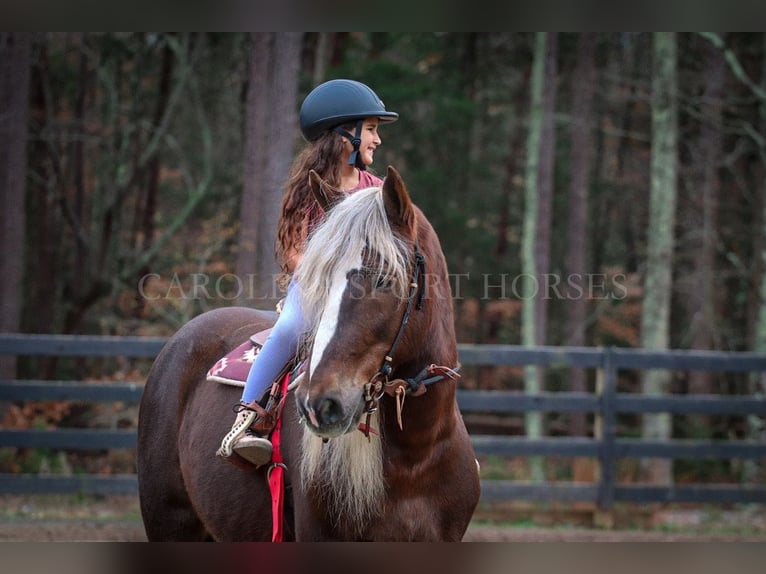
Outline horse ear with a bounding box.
[308,170,344,212]
[382,166,416,239]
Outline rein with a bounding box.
[361,243,460,437]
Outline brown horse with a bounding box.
[137,166,480,541]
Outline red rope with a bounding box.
[268,372,290,542]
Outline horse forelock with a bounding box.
[295,186,413,352]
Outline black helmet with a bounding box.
[299,79,399,142]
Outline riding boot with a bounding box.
[216,403,273,467]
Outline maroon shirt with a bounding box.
[305,170,384,234]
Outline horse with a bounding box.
[137,166,481,541]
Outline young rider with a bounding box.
[217,79,398,466]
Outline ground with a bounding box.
[1,495,765,542]
[3,520,766,542]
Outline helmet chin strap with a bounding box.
[333,120,367,171]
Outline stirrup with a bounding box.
[233,433,273,467]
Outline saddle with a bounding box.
[206,328,274,387]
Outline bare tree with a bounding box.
[0,33,31,378]
[535,32,558,348]
[565,33,597,438]
[641,32,678,484]
[699,34,766,358]
[131,38,175,319]
[521,32,548,482]
[312,33,333,86]
[685,36,724,399]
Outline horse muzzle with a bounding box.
[294,377,365,439]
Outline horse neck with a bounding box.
[380,354,459,451]
[382,234,460,444]
[416,228,458,368]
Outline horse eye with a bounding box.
[375,275,393,290]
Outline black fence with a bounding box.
[1,333,766,508]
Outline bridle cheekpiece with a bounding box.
[360,243,460,438]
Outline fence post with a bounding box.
[594,346,617,528]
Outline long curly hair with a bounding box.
[276,131,346,277]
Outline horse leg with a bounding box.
[139,307,270,540]
[139,307,295,541]
[177,380,276,541]
[138,335,217,541]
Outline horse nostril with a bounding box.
[310,395,344,428]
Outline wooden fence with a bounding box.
[1,333,766,510]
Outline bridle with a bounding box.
[360,242,460,437]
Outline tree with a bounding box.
[132,37,176,319]
[535,32,558,349]
[235,33,303,308]
[755,38,766,373]
[698,33,766,356]
[311,33,332,85]
[750,34,766,480]
[685,36,724,398]
[0,33,31,378]
[565,33,596,438]
[521,32,548,482]
[18,33,252,343]
[641,32,678,484]
[701,33,766,356]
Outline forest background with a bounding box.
[1,32,765,485]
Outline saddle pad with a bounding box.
[206,328,272,388]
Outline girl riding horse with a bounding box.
[137,165,481,540]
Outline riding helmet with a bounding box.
[299,79,399,142]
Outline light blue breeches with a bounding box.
[241,281,304,404]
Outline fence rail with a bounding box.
[1,333,766,506]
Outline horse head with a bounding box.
[293,166,446,440]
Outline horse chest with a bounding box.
[376,497,445,541]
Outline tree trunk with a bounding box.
[312,33,333,86]
[754,38,766,371]
[565,33,596,438]
[133,39,174,319]
[686,37,724,398]
[641,32,678,485]
[62,34,95,337]
[236,33,303,308]
[614,34,647,276]
[496,65,530,260]
[535,32,558,349]
[747,34,766,481]
[0,33,31,379]
[25,38,58,347]
[522,32,547,483]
